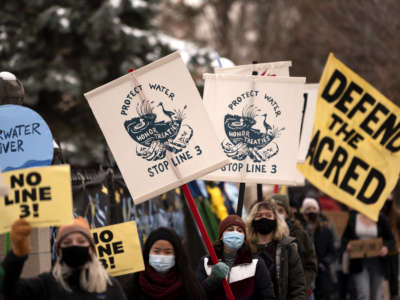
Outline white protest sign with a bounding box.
[202,74,305,185]
[0,171,9,196]
[85,52,228,204]
[297,84,319,163]
[215,61,291,76]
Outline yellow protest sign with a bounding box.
[298,53,400,221]
[0,165,73,234]
[92,221,144,276]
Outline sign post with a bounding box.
[182,184,235,300]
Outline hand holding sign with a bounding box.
[10,218,32,257]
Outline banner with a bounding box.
[92,221,144,276]
[202,74,305,184]
[0,165,73,234]
[0,105,54,171]
[298,53,400,221]
[297,84,319,163]
[85,52,228,204]
[215,61,291,76]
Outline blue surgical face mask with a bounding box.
[223,231,244,251]
[149,254,175,273]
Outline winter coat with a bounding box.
[313,220,337,298]
[341,211,395,278]
[196,242,276,300]
[287,219,317,291]
[1,251,127,300]
[256,236,306,300]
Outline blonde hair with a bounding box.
[246,198,289,252]
[52,252,112,293]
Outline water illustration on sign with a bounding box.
[124,99,193,161]
[222,104,285,162]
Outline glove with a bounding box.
[10,219,32,257]
[209,262,229,281]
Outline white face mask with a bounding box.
[149,254,175,273]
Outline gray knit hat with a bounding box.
[0,72,24,105]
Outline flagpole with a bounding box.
[181,184,235,300]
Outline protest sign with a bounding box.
[85,52,228,204]
[0,105,54,171]
[322,210,349,239]
[297,84,319,163]
[348,238,383,259]
[202,74,305,185]
[0,165,73,234]
[215,61,291,76]
[297,53,400,221]
[92,221,144,276]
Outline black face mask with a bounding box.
[61,246,91,268]
[252,218,277,235]
[306,212,318,223]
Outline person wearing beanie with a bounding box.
[1,218,127,300]
[246,199,306,300]
[197,214,275,300]
[301,198,337,300]
[121,227,205,300]
[273,194,318,299]
[0,71,24,105]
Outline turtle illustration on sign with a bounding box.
[222,104,284,162]
[124,99,193,161]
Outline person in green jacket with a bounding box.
[273,194,318,296]
[246,199,307,300]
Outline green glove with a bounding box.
[210,262,229,281]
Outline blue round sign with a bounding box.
[0,105,54,171]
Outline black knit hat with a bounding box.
[143,227,181,264]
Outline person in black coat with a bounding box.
[2,218,127,300]
[197,215,276,300]
[301,198,337,300]
[121,227,205,300]
[341,210,395,300]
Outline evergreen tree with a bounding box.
[0,0,173,164]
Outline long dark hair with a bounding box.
[140,227,205,300]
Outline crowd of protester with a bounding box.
[1,189,400,300]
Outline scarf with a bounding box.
[139,265,183,300]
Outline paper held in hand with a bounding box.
[85,51,228,204]
[348,238,383,259]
